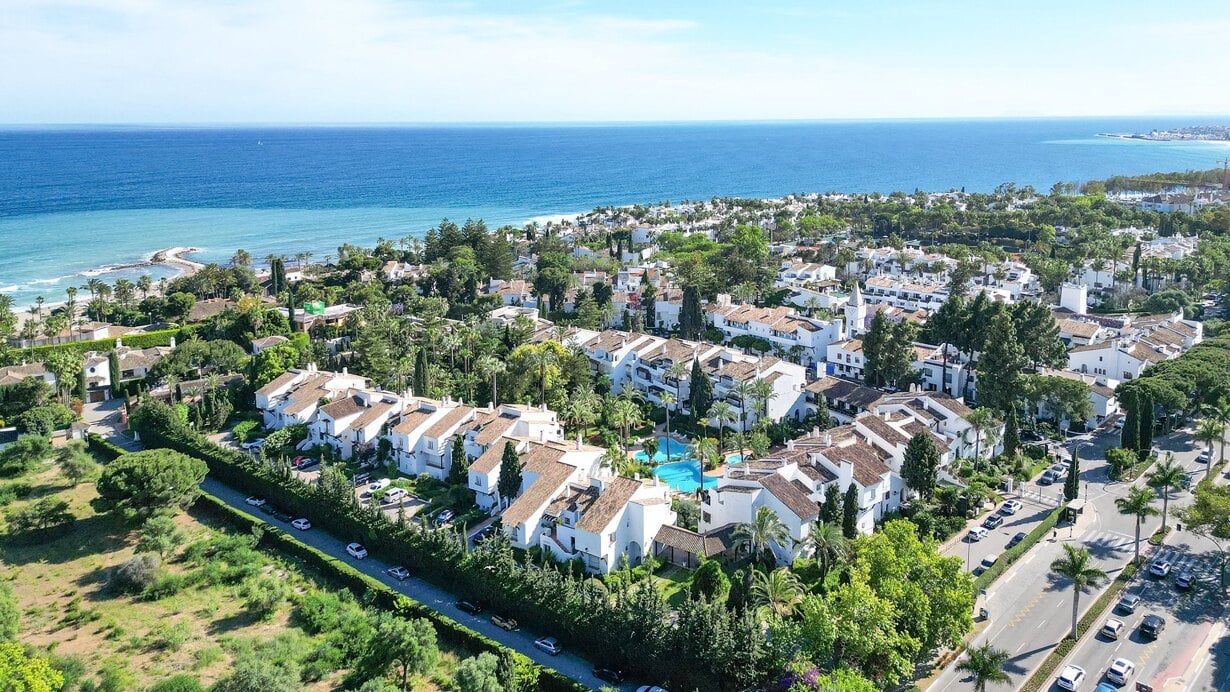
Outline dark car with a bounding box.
[455,600,483,616]
[1140,614,1166,640]
[1115,593,1142,614]
[1175,570,1195,590]
[1020,430,1044,442]
[1038,470,1056,485]
[593,666,625,684]
[1006,532,1027,549]
[983,514,1004,530]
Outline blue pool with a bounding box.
[633,437,693,464]
[725,453,745,464]
[653,460,717,494]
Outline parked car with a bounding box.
[350,472,371,487]
[1175,569,1195,590]
[387,566,410,581]
[1115,593,1142,614]
[270,508,293,522]
[435,509,455,525]
[1057,664,1086,691]
[1139,614,1166,640]
[1105,657,1136,685]
[1020,429,1044,442]
[240,438,265,450]
[1198,450,1212,463]
[534,637,563,655]
[258,502,277,516]
[982,514,1004,530]
[367,478,392,492]
[472,525,498,542]
[345,543,368,559]
[1038,470,1057,485]
[244,496,266,507]
[291,518,312,531]
[593,666,625,684]
[979,554,999,571]
[291,456,316,469]
[1099,618,1125,640]
[966,527,989,542]
[1006,532,1027,549]
[383,487,408,504]
[490,614,518,631]
[1149,558,1173,578]
[999,500,1023,515]
[455,600,482,615]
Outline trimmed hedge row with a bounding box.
[191,493,584,692]
[1019,560,1140,692]
[15,325,200,362]
[973,506,1064,591]
[86,433,128,461]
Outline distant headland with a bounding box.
[1098,125,1230,142]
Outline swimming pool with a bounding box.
[633,436,693,464]
[653,460,718,494]
[725,453,745,464]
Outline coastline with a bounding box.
[11,246,202,318]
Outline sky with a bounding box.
[2,0,1230,124]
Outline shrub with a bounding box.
[240,576,290,619]
[112,554,161,594]
[142,573,187,601]
[145,621,191,651]
[148,675,205,692]
[232,420,262,444]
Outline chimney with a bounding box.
[169,337,176,349]
[811,427,820,438]
[786,439,795,451]
[823,432,832,447]
[342,367,348,376]
[115,338,123,349]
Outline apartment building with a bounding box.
[707,297,845,366]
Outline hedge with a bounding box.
[1019,560,1139,692]
[973,506,1064,591]
[13,325,201,363]
[86,433,128,461]
[191,493,585,692]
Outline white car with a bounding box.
[1099,618,1125,640]
[368,478,392,493]
[966,527,989,542]
[346,543,368,559]
[291,518,311,531]
[1057,664,1086,690]
[1197,450,1212,463]
[383,487,408,503]
[241,438,265,450]
[1150,559,1173,578]
[244,496,266,507]
[999,500,1023,515]
[533,636,563,655]
[387,566,410,581]
[1106,657,1135,685]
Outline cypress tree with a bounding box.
[108,350,122,398]
[689,358,712,424]
[680,286,703,340]
[1137,391,1154,459]
[841,484,859,539]
[497,441,522,506]
[821,484,841,524]
[448,438,469,485]
[1064,446,1080,502]
[1120,389,1138,452]
[1003,406,1020,458]
[902,432,940,498]
[412,347,428,396]
[78,367,88,402]
[641,282,657,332]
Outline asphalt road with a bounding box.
[932,424,1221,692]
[202,478,633,691]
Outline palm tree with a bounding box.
[733,506,790,565]
[750,568,804,618]
[524,347,558,406]
[707,400,736,452]
[609,398,643,454]
[667,360,689,413]
[750,378,777,426]
[659,392,677,464]
[600,445,627,477]
[137,274,152,299]
[732,380,756,433]
[474,354,506,405]
[1115,486,1159,566]
[808,520,847,581]
[966,407,1000,460]
[1147,455,1185,532]
[563,388,600,448]
[1205,399,1230,465]
[1195,417,1225,481]
[1050,543,1107,640]
[956,644,1013,692]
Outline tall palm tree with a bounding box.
[707,400,736,452]
[1147,456,1186,531]
[956,644,1013,692]
[732,380,756,433]
[1205,398,1230,465]
[474,354,506,406]
[1195,417,1225,481]
[1115,486,1159,566]
[1050,543,1107,640]
[667,360,689,414]
[965,407,1000,460]
[733,506,790,565]
[750,378,777,426]
[750,568,804,618]
[808,520,847,581]
[600,445,627,477]
[524,347,558,406]
[609,398,643,454]
[563,388,600,447]
[659,392,677,464]
[137,274,152,299]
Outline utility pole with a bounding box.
[1218,158,1229,192]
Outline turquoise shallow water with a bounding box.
[2,119,1226,306]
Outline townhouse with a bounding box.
[823,339,973,398]
[310,389,406,459]
[255,365,368,428]
[707,297,845,366]
[775,261,837,287]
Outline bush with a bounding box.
[112,554,161,593]
[240,576,290,619]
[148,675,205,692]
[232,420,262,444]
[14,404,75,436]
[144,621,191,651]
[142,573,187,601]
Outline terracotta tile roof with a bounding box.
[473,413,521,447]
[1058,318,1102,339]
[858,414,910,447]
[0,363,50,387]
[424,406,474,439]
[502,449,573,527]
[807,377,882,410]
[902,420,950,453]
[799,464,838,483]
[653,524,706,556]
[318,395,366,421]
[1127,343,1169,364]
[760,473,819,520]
[352,401,395,429]
[470,441,509,475]
[392,407,437,435]
[575,477,641,533]
[544,484,599,517]
[255,370,301,397]
[819,442,891,488]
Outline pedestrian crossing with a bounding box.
[1148,547,1202,573]
[1080,529,1136,555]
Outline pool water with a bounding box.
[653,460,718,494]
[633,436,693,464]
[725,453,744,464]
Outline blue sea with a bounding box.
[1,117,1227,307]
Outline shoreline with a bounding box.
[10,246,203,317]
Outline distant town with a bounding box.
[1100,124,1230,142]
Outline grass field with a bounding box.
[1,453,463,690]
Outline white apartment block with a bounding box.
[775,261,837,287]
[255,365,369,429]
[823,339,973,399]
[311,389,406,459]
[707,297,846,366]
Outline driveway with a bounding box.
[202,478,635,690]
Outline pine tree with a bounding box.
[497,441,522,506]
[821,484,841,524]
[841,484,859,539]
[688,358,712,423]
[448,438,469,485]
[902,432,940,498]
[680,286,703,340]
[1064,446,1081,501]
[976,308,1027,413]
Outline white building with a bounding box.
[311,389,406,459]
[707,297,845,366]
[255,366,369,428]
